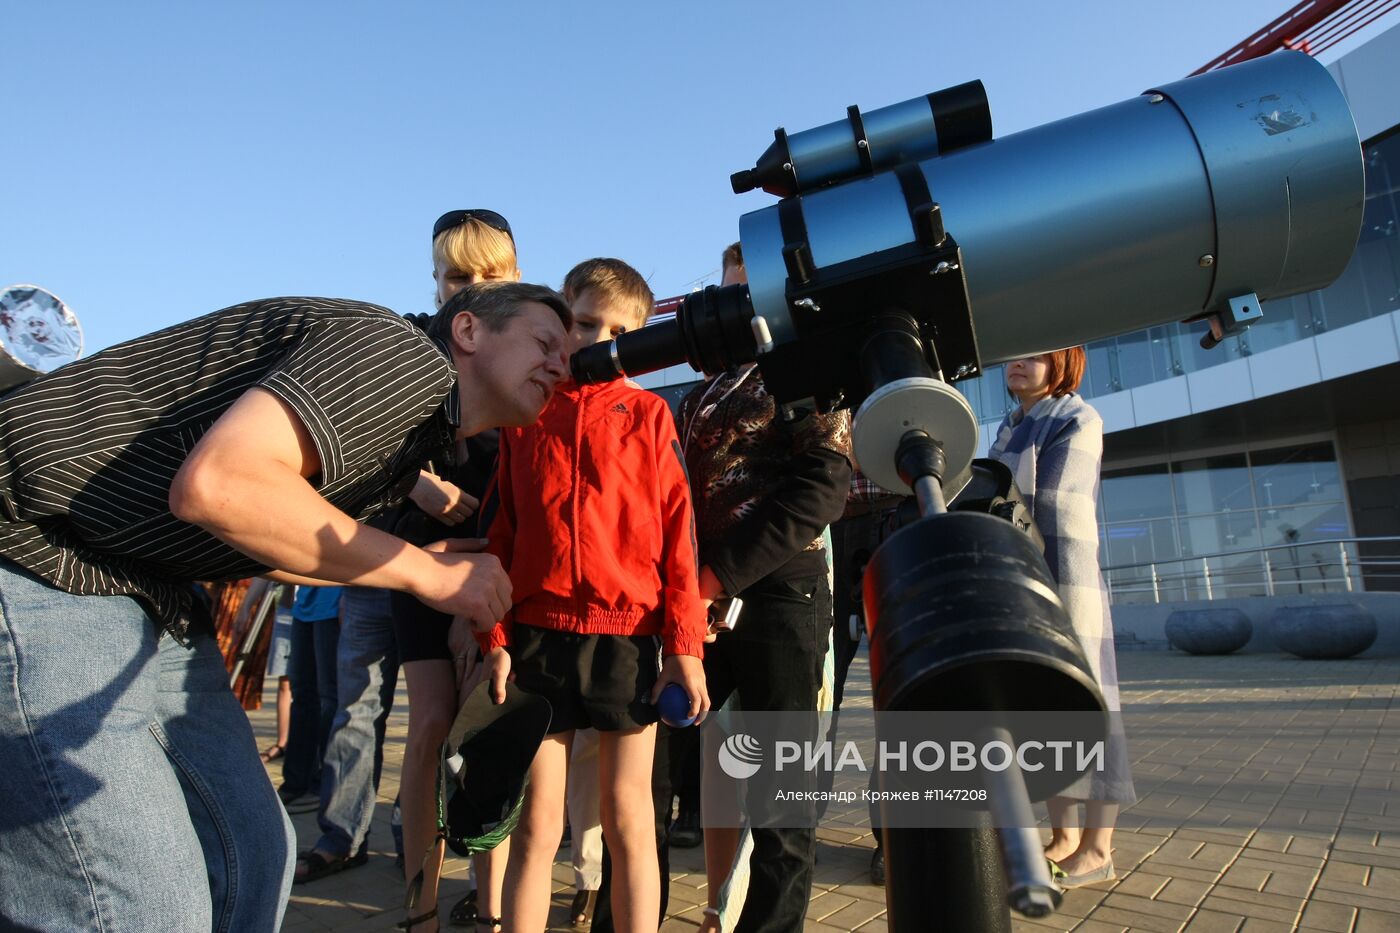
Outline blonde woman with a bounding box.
[393,210,521,932]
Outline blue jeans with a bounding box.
[0,560,294,931]
[313,587,399,857]
[281,614,340,796]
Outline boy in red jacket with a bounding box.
[474,258,709,933]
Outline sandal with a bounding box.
[476,918,502,932]
[570,889,597,927]
[397,906,438,930]
[449,890,477,926]
[293,848,368,885]
[259,743,284,763]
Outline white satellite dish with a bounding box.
[0,284,84,392]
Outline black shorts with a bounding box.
[510,623,662,734]
[390,589,452,664]
[387,504,459,665]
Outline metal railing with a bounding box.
[1100,535,1400,605]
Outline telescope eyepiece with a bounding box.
[570,339,625,386]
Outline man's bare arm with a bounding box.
[170,387,509,626]
[262,569,346,588]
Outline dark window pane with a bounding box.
[1102,518,1185,603]
[1244,296,1307,354]
[1102,517,1178,566]
[1173,454,1255,514]
[1147,325,1184,379]
[1316,245,1373,330]
[1178,511,1261,556]
[1356,190,1399,317]
[1261,503,1352,594]
[1101,464,1174,522]
[1259,503,1350,546]
[1251,442,1343,510]
[1113,331,1154,391]
[1205,552,1269,599]
[1085,340,1117,397]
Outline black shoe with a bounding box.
[669,810,702,849]
[449,889,477,927]
[277,785,319,814]
[870,847,885,887]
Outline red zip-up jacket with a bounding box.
[476,379,707,658]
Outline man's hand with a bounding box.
[414,538,512,631]
[650,654,710,725]
[410,470,479,527]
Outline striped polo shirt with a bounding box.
[0,297,459,638]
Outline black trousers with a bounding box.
[822,510,898,831]
[702,571,834,933]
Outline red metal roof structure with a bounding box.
[1193,0,1400,73]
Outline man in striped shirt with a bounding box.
[0,282,571,932]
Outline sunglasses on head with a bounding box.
[432,209,513,243]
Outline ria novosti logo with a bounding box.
[718,733,764,779]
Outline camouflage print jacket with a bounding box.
[676,363,853,596]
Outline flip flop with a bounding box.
[259,743,284,763]
[570,889,597,926]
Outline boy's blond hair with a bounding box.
[562,258,655,327]
[433,218,519,281]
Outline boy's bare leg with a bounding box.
[401,659,459,932]
[699,826,739,932]
[504,732,573,933]
[275,676,292,748]
[598,725,660,933]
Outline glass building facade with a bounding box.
[1097,442,1352,603]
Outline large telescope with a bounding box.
[575,50,1362,932]
[574,50,1362,493]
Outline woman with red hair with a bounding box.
[991,348,1135,889]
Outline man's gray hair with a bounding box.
[428,281,572,342]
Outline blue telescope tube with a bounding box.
[739,51,1363,364]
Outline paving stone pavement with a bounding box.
[250,649,1400,932]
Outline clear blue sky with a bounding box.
[5,1,1395,355]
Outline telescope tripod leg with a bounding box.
[882,823,1011,933]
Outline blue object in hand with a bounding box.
[658,683,696,728]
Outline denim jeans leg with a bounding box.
[315,588,398,857]
[0,560,291,931]
[152,628,296,933]
[312,615,340,768]
[281,619,321,795]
